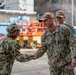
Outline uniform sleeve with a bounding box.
[35,33,47,58]
[65,27,76,58]
[69,33,76,58]
[13,42,34,62]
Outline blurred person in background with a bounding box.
[55,10,76,69]
[56,10,74,32]
[48,10,75,65]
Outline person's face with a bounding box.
[56,16,65,24]
[43,18,54,28]
[14,30,20,38]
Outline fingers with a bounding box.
[33,53,37,60]
[71,58,76,68]
[48,59,50,65]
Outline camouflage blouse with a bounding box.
[35,24,76,67]
[0,37,33,75]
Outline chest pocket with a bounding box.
[45,35,52,44]
[55,27,66,44]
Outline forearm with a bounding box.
[33,46,47,59]
[33,33,47,59]
[16,54,34,62]
[36,50,45,58]
[70,35,76,68]
[69,33,76,58]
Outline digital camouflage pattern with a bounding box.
[64,23,74,33]
[35,25,76,75]
[0,37,33,75]
[6,23,21,33]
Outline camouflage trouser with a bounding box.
[49,63,75,75]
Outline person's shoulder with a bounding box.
[41,29,49,38]
[5,37,18,45]
[57,24,71,33]
[64,23,73,28]
[43,28,51,35]
[7,37,20,47]
[64,23,74,32]
[0,37,10,47]
[0,37,6,43]
[64,23,72,26]
[57,24,69,29]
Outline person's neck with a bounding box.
[49,22,56,31]
[59,21,64,24]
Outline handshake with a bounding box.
[24,53,37,62]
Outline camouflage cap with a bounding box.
[56,10,65,18]
[39,12,54,22]
[6,23,21,33]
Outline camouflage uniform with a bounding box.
[56,10,74,33]
[35,25,76,75]
[64,23,74,33]
[0,24,33,75]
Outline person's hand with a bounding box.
[33,53,37,60]
[48,59,50,65]
[71,58,76,68]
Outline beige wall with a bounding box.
[0,12,37,22]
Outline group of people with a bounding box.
[0,10,76,75]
